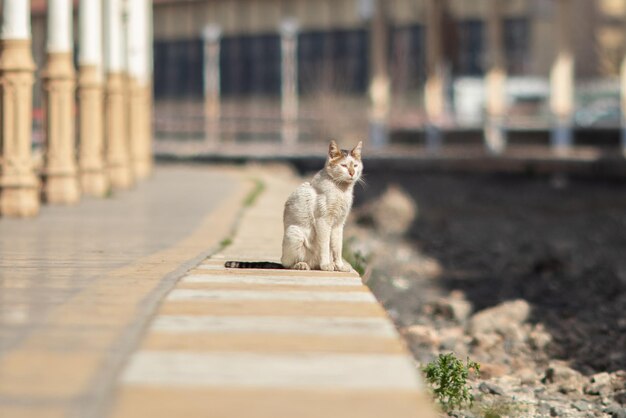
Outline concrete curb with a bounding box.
[109,165,437,418]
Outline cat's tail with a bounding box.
[224,261,284,269]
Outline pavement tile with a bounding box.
[0,167,251,416]
[176,282,369,292]
[120,351,421,389]
[0,405,69,418]
[0,350,101,398]
[110,387,432,418]
[141,333,406,354]
[149,315,397,337]
[157,300,387,317]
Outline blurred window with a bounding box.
[298,29,368,95]
[504,18,530,75]
[154,39,203,99]
[454,20,484,76]
[220,34,281,97]
[390,25,426,92]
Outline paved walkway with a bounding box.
[0,166,249,418]
[107,166,436,418]
[1,164,436,418]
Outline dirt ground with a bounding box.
[346,169,626,416]
[354,170,626,373]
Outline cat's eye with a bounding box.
[354,164,359,167]
[341,164,348,167]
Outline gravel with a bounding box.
[348,171,626,417]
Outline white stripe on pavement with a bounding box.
[122,351,422,390]
[151,315,397,337]
[182,274,362,286]
[166,289,376,303]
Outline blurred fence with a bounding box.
[146,0,626,157]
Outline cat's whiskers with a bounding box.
[356,174,368,188]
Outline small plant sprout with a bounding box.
[219,237,233,249]
[243,179,265,207]
[423,353,480,413]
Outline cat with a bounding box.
[225,140,363,271]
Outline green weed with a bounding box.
[423,353,480,413]
[219,237,233,249]
[342,237,369,276]
[243,179,265,207]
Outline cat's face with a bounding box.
[325,140,363,184]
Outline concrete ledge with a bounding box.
[109,166,437,418]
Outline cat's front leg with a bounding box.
[316,218,333,271]
[330,226,351,272]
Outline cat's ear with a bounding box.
[328,140,342,159]
[350,141,363,160]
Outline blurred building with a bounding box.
[144,0,625,101]
[13,0,626,146]
[16,1,626,104]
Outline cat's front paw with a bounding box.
[333,263,352,273]
[293,262,311,270]
[319,263,334,271]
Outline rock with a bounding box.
[501,322,527,343]
[478,362,508,379]
[615,390,626,405]
[604,404,626,418]
[419,257,443,278]
[448,291,473,322]
[536,402,552,417]
[515,367,539,385]
[403,324,440,348]
[364,185,417,237]
[479,381,505,396]
[543,361,580,383]
[438,327,469,357]
[571,400,590,411]
[548,403,588,417]
[528,323,552,350]
[467,299,531,336]
[431,293,473,323]
[390,276,410,290]
[471,332,502,350]
[585,372,613,396]
[612,372,626,392]
[543,361,585,394]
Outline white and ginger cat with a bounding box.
[224,140,363,271]
[281,140,363,271]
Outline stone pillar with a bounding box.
[550,0,574,155]
[484,0,507,154]
[105,0,133,188]
[202,24,221,147]
[0,0,40,217]
[368,0,390,148]
[127,0,151,179]
[42,0,80,204]
[621,12,626,156]
[143,0,153,176]
[78,0,107,197]
[280,19,298,146]
[425,0,444,152]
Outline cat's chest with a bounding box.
[316,192,352,222]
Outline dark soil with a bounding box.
[353,171,626,375]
